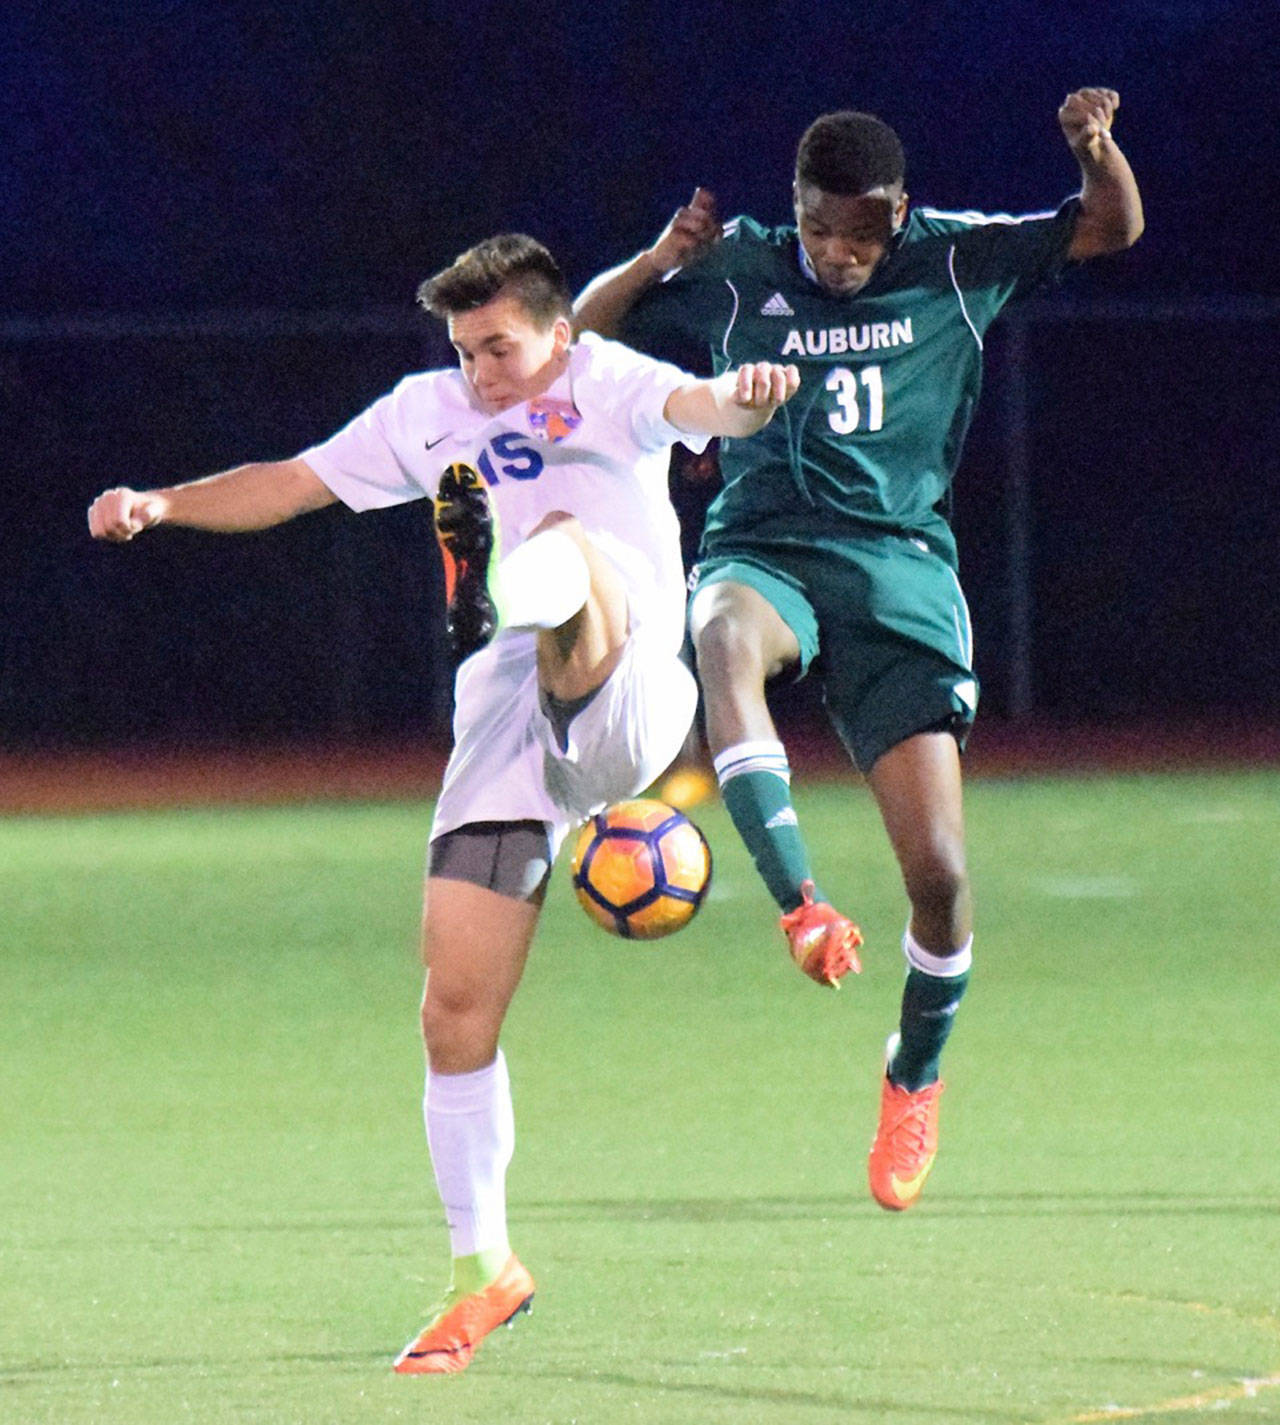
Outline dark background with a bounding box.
[3,0,1278,751]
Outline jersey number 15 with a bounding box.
[825,364,884,435]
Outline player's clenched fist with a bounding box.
[732,361,801,411]
[1058,87,1120,160]
[87,486,169,541]
[646,187,721,276]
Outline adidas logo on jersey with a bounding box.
[765,807,799,829]
[760,292,795,316]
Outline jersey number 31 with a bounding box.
[826,364,884,434]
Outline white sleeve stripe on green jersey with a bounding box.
[947,246,984,353]
[916,205,1061,226]
[944,563,974,665]
[721,279,741,361]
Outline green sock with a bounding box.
[890,965,971,1091]
[714,741,815,912]
[450,1245,511,1296]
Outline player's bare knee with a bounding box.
[420,982,493,1055]
[693,610,768,690]
[902,853,969,926]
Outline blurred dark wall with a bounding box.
[7,1,1278,310]
[3,0,1278,747]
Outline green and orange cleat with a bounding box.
[433,461,500,664]
[779,880,863,987]
[868,1033,944,1211]
[393,1254,535,1376]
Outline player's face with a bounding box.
[794,182,907,296]
[448,293,572,413]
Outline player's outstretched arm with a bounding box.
[1059,87,1144,260]
[665,362,801,440]
[573,187,720,337]
[87,458,337,542]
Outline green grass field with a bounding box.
[3,769,1278,1424]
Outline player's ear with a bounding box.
[893,190,909,232]
[552,314,573,353]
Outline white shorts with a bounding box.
[429,626,697,858]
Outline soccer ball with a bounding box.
[570,798,712,940]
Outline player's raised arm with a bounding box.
[87,458,337,542]
[1060,87,1144,260]
[573,187,721,337]
[665,361,801,440]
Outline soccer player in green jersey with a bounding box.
[575,88,1143,1210]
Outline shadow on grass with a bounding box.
[517,1190,1278,1223]
[0,1348,385,1383]
[513,1361,1034,1421]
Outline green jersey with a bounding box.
[621,200,1079,564]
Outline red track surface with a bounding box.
[3,717,1277,815]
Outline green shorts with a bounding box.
[692,530,978,772]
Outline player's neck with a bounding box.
[474,347,573,416]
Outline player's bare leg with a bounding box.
[690,579,798,748]
[522,512,630,701]
[396,878,541,1374]
[867,730,971,952]
[691,580,861,985]
[399,524,634,1374]
[865,731,972,1208]
[419,877,540,1075]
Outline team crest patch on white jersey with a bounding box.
[527,396,582,443]
[760,292,795,317]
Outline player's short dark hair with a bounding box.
[795,111,906,195]
[417,234,572,326]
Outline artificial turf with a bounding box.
[2,770,1278,1423]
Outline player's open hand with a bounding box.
[731,361,801,412]
[646,187,721,276]
[1059,87,1120,161]
[87,486,169,541]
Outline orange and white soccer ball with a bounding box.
[570,798,712,939]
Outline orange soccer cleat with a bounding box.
[392,1254,535,1376]
[779,880,863,987]
[433,462,500,664]
[868,1035,944,1211]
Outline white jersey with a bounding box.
[302,331,709,656]
[300,333,707,844]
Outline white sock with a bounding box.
[712,739,792,787]
[497,527,590,630]
[903,927,973,977]
[423,1050,515,1259]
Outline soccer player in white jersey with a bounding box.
[87,232,799,1375]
